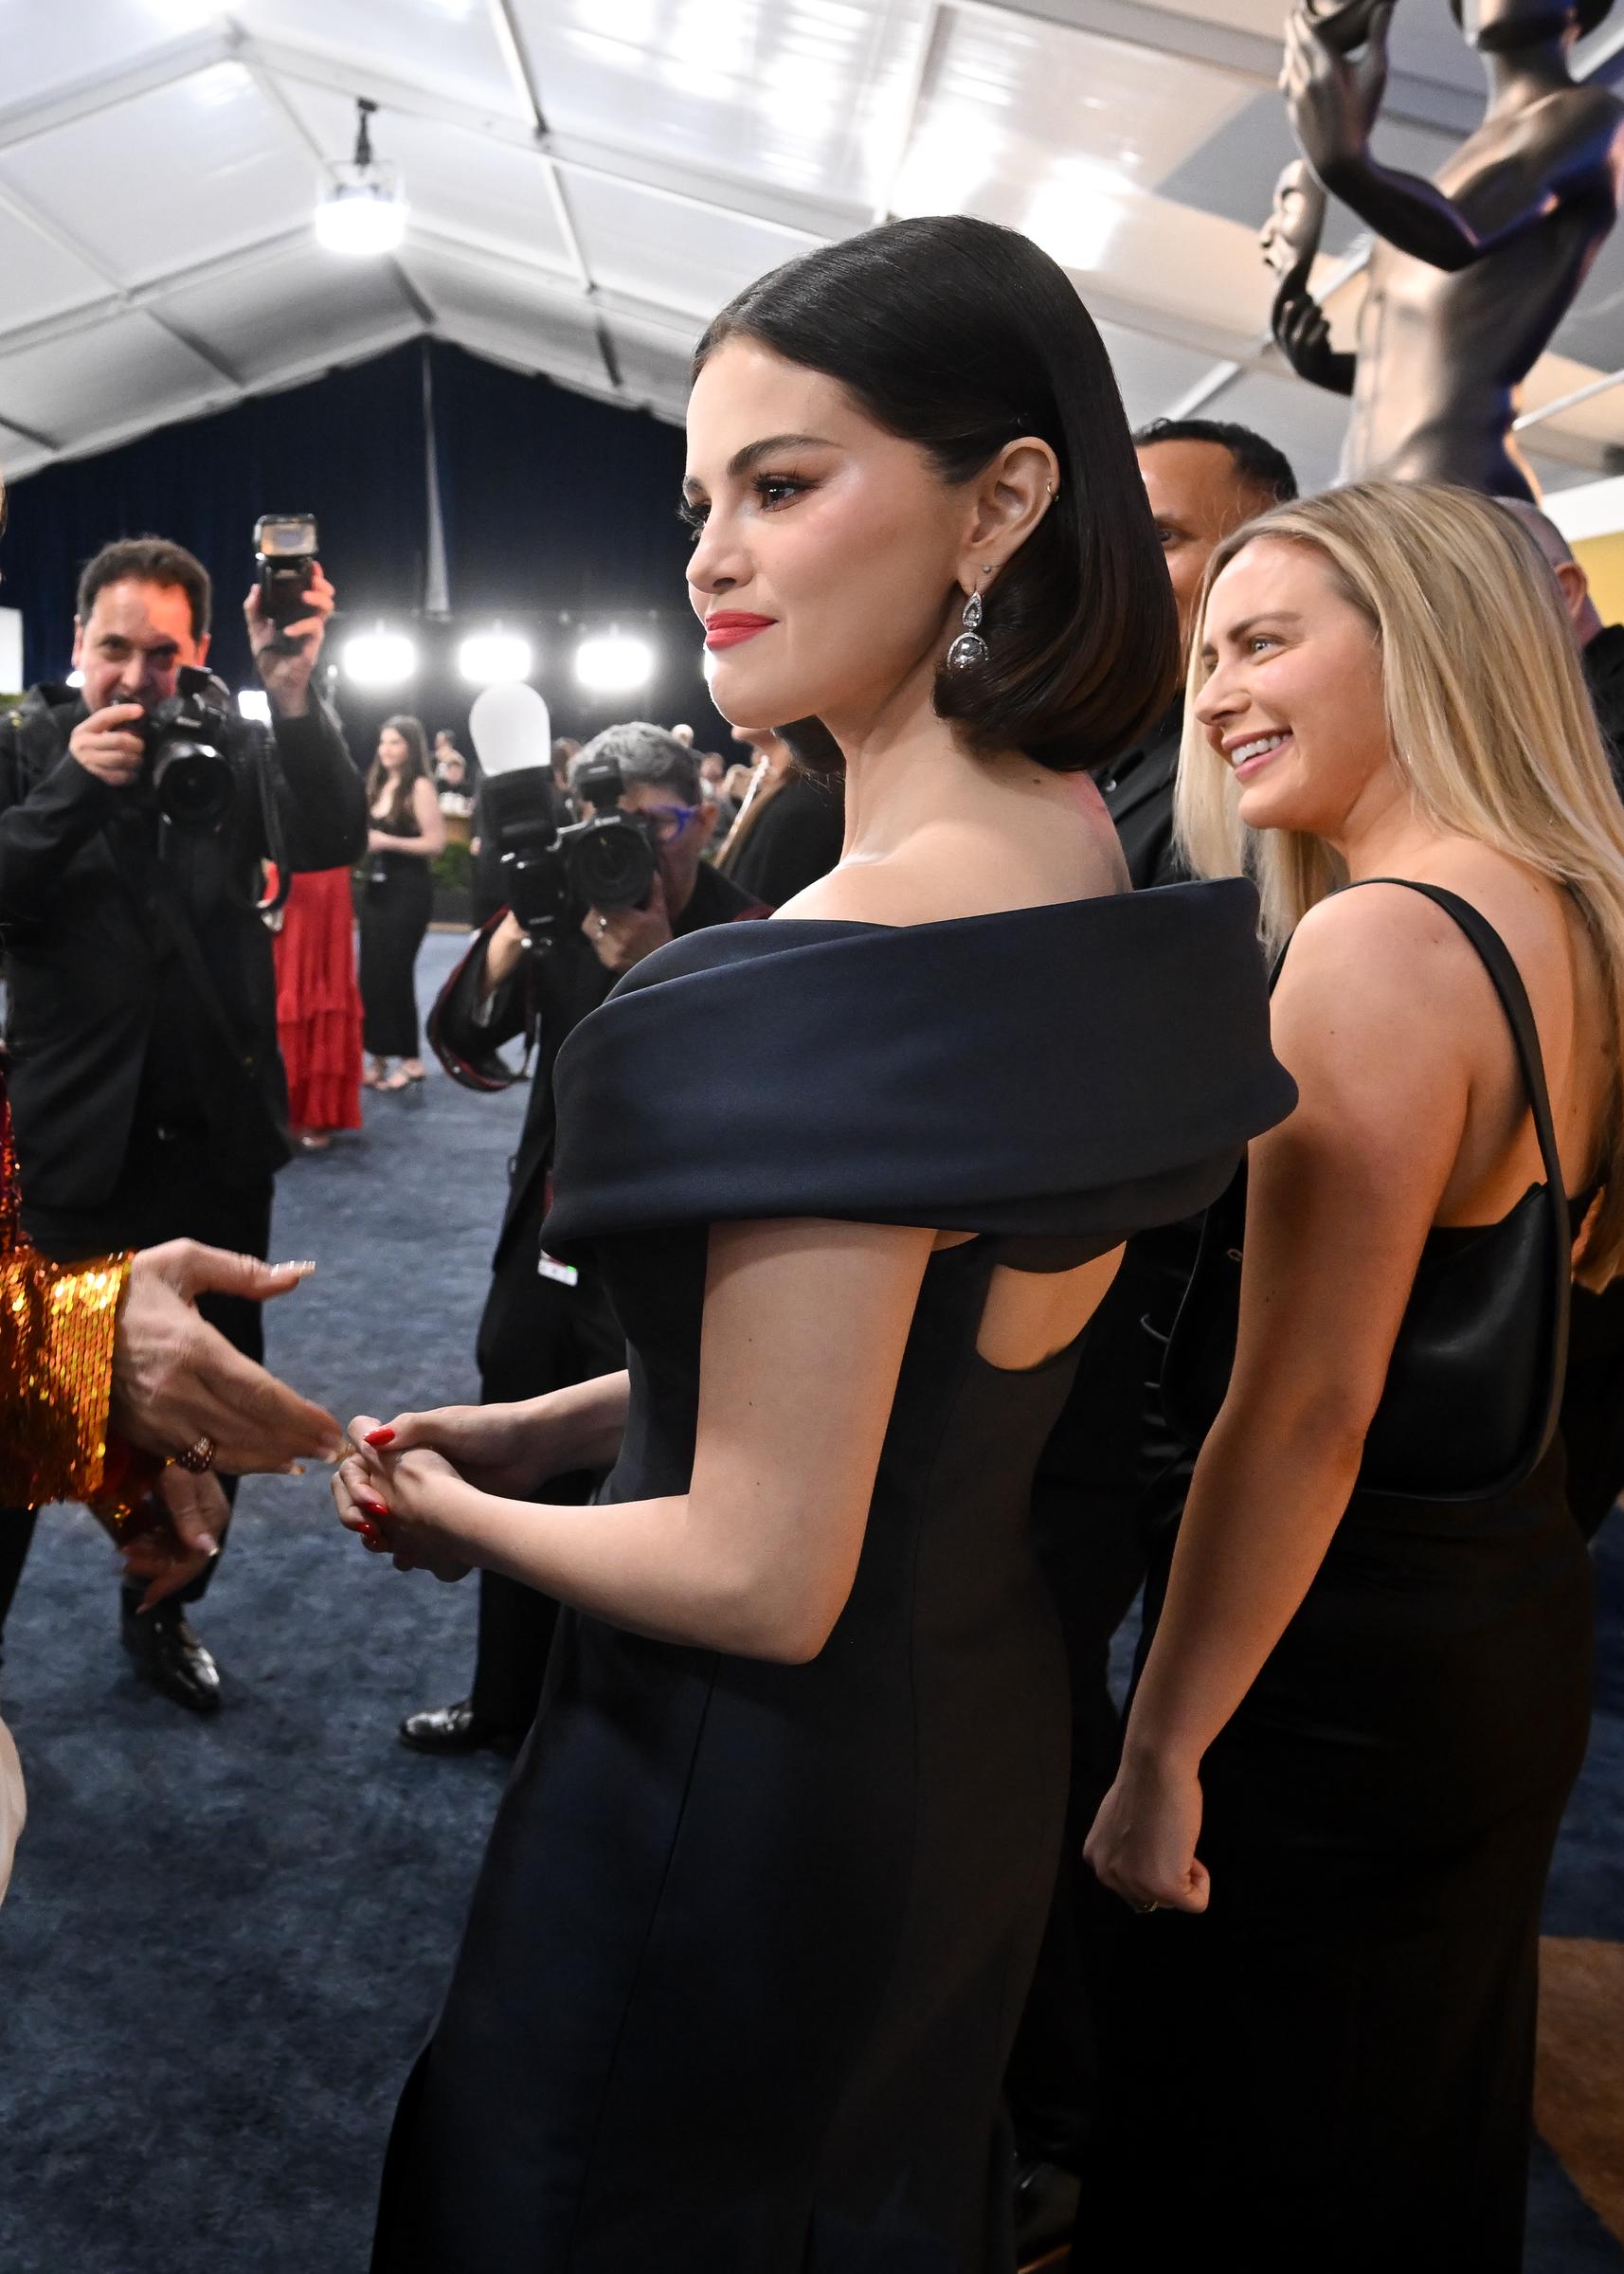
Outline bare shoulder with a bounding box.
[1272,884,1486,1103]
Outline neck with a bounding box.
[823,664,1034,859]
[1484,28,1574,105]
[1326,767,1444,884]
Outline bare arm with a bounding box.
[338,1218,935,1660]
[1087,891,1475,1908]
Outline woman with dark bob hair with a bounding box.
[337,215,1292,2271]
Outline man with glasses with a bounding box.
[399,722,766,1757]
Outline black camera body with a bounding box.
[487,759,659,952]
[141,665,237,827]
[254,514,318,639]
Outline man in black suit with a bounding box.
[1094,418,1301,890]
[400,722,767,1756]
[0,534,364,1710]
[1010,419,1300,2261]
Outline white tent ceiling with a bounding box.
[0,0,1621,497]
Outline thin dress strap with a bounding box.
[1272,877,1569,1218]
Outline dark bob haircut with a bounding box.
[694,214,1178,775]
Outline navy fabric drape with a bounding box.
[1,343,697,713]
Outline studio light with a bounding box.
[316,99,407,258]
[342,626,418,689]
[460,628,533,687]
[65,668,85,689]
[237,689,271,723]
[574,627,655,695]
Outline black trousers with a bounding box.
[462,1233,627,1736]
[359,857,434,1059]
[0,1122,274,1654]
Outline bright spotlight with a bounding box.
[316,99,407,258]
[66,667,85,689]
[237,689,271,723]
[459,629,533,687]
[575,628,655,695]
[342,626,418,689]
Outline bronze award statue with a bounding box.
[1268,0,1624,497]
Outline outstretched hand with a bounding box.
[120,1465,229,1614]
[113,1242,343,1471]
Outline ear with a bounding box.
[695,799,719,848]
[1554,556,1592,627]
[958,437,1061,595]
[70,618,84,669]
[195,630,211,666]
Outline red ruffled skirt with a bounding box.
[273,868,364,1133]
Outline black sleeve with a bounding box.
[436,919,531,1057]
[260,700,367,873]
[0,725,118,929]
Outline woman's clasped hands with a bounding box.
[332,1397,572,1581]
[334,1417,474,1583]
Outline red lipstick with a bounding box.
[704,612,777,651]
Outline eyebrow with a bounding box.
[1222,610,1303,641]
[683,433,838,496]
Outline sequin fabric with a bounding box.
[0,1067,132,1510]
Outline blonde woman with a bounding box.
[1085,480,1624,2269]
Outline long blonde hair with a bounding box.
[1175,478,1624,1285]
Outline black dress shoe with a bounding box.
[1014,2156,1079,2271]
[398,1700,522,1757]
[120,1599,222,1715]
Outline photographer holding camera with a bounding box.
[402,720,766,1756]
[0,533,365,1712]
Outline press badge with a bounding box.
[537,1250,580,1288]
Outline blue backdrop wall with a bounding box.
[0,340,732,760]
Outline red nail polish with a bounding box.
[364,1428,396,1448]
[358,1523,379,1546]
[361,1497,390,1520]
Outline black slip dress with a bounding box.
[370,888,1293,2274]
[1086,887,1596,2274]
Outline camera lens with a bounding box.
[568,816,658,912]
[152,740,235,827]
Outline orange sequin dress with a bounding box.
[0,1064,132,1509]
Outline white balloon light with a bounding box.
[315,102,407,258]
[459,629,533,687]
[237,689,271,723]
[468,681,553,778]
[342,627,418,689]
[574,629,655,695]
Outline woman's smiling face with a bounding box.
[682,339,972,737]
[1194,535,1391,841]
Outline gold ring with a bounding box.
[1131,1898,1163,1916]
[174,1435,216,1474]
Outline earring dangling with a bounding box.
[947,587,990,672]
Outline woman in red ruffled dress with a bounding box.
[272,865,363,1151]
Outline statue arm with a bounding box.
[1316,149,1564,275]
[1272,283,1356,397]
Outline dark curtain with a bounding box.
[427,340,694,615]
[0,339,730,750]
[4,344,430,691]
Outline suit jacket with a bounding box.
[433,859,768,1285]
[1095,705,1185,893]
[0,684,365,1212]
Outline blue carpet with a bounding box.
[1,929,1621,2269]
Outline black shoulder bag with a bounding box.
[1161,879,1572,1502]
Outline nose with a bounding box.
[1194,657,1243,730]
[686,514,745,605]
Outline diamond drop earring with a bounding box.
[947,581,990,671]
